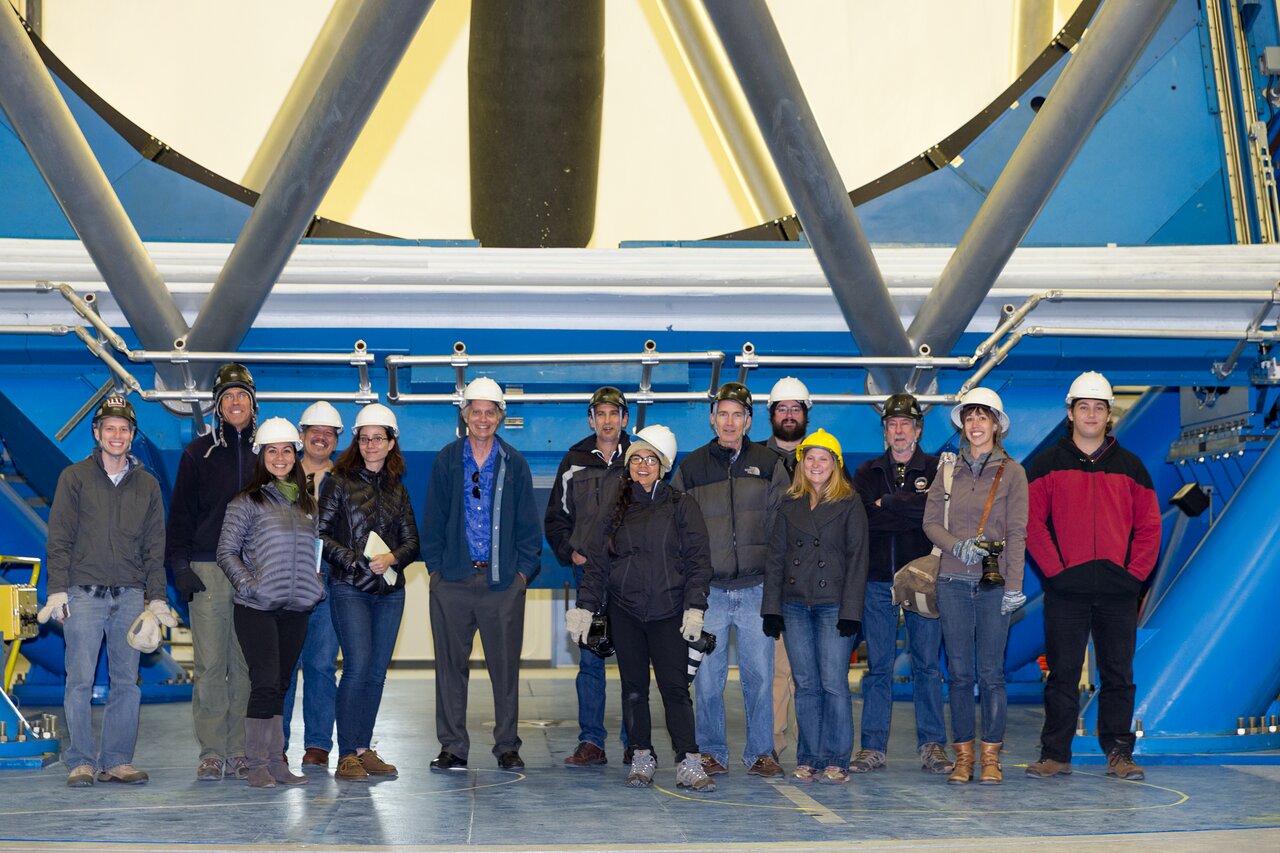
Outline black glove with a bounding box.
[171,566,206,602]
[761,614,784,639]
[837,619,861,638]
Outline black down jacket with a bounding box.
[319,467,420,595]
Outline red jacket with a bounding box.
[1026,435,1161,596]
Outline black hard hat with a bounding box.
[882,393,923,422]
[214,363,256,401]
[588,386,628,415]
[93,395,137,428]
[712,382,753,413]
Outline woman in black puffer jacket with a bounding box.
[318,404,419,782]
[218,418,326,789]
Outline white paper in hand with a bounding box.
[364,531,397,585]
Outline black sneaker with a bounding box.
[497,751,525,770]
[429,751,468,772]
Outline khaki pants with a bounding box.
[772,636,796,757]
[189,561,250,760]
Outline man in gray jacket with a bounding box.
[40,396,171,788]
[671,382,790,778]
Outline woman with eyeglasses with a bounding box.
[318,403,419,782]
[566,425,716,793]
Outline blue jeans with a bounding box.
[62,586,143,771]
[937,575,1009,744]
[860,581,946,751]
[329,582,404,757]
[781,602,856,769]
[694,584,775,766]
[283,595,339,752]
[574,569,626,749]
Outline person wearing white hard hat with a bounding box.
[923,387,1027,785]
[217,417,327,788]
[318,403,420,782]
[545,386,632,767]
[1025,372,1160,783]
[424,377,542,773]
[280,401,344,769]
[569,425,716,791]
[44,395,168,788]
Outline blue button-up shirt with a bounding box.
[463,439,497,564]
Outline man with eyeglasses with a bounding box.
[671,382,790,779]
[424,377,542,772]
[545,387,632,767]
[280,401,344,769]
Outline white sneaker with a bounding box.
[676,753,716,792]
[626,749,656,787]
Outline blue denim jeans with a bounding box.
[781,602,856,769]
[937,575,1009,744]
[62,586,143,771]
[694,584,775,766]
[329,581,404,757]
[283,594,339,752]
[574,569,626,749]
[860,581,946,751]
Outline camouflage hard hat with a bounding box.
[712,382,753,414]
[93,394,136,428]
[588,386,628,415]
[882,393,924,422]
[214,363,256,403]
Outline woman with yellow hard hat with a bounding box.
[761,429,869,784]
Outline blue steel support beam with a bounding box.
[700,0,914,394]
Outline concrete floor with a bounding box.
[0,670,1277,852]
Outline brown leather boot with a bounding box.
[978,741,1003,785]
[947,741,975,784]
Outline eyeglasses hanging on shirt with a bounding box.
[895,463,907,488]
[471,470,481,499]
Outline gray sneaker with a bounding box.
[849,749,886,773]
[196,757,224,781]
[920,742,954,774]
[676,753,717,792]
[625,749,656,788]
[227,755,249,781]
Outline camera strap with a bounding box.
[974,459,1007,539]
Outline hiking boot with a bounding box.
[746,754,784,777]
[700,754,728,775]
[97,763,148,784]
[1106,749,1145,781]
[564,741,608,767]
[227,755,249,781]
[196,756,224,781]
[336,753,370,782]
[849,748,886,773]
[1026,757,1072,778]
[359,749,398,776]
[792,764,817,783]
[625,748,656,788]
[920,742,953,774]
[676,753,717,792]
[302,748,330,768]
[67,764,95,787]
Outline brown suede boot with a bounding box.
[243,718,276,788]
[978,741,1003,785]
[266,716,308,785]
[947,741,975,784]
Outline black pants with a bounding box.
[233,605,310,720]
[608,602,698,762]
[1039,589,1139,761]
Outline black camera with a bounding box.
[975,538,1005,587]
[579,612,615,659]
[686,630,718,683]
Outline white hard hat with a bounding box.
[354,403,399,438]
[950,387,1011,434]
[253,417,303,454]
[768,376,812,409]
[463,377,506,411]
[1066,371,1114,406]
[299,401,344,433]
[625,424,678,474]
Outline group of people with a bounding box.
[39,361,1160,794]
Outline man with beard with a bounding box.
[281,401,345,768]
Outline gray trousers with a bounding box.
[190,561,250,760]
[429,572,526,760]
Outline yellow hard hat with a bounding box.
[795,428,843,468]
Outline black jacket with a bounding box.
[166,422,256,571]
[852,448,939,583]
[544,433,629,566]
[319,467,420,595]
[762,495,869,622]
[578,481,712,622]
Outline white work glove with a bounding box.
[37,591,69,624]
[951,537,990,566]
[1000,591,1027,615]
[680,608,704,643]
[565,607,593,645]
[147,599,178,628]
[126,610,162,653]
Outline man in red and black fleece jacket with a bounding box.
[1024,372,1161,783]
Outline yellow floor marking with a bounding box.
[766,777,847,824]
